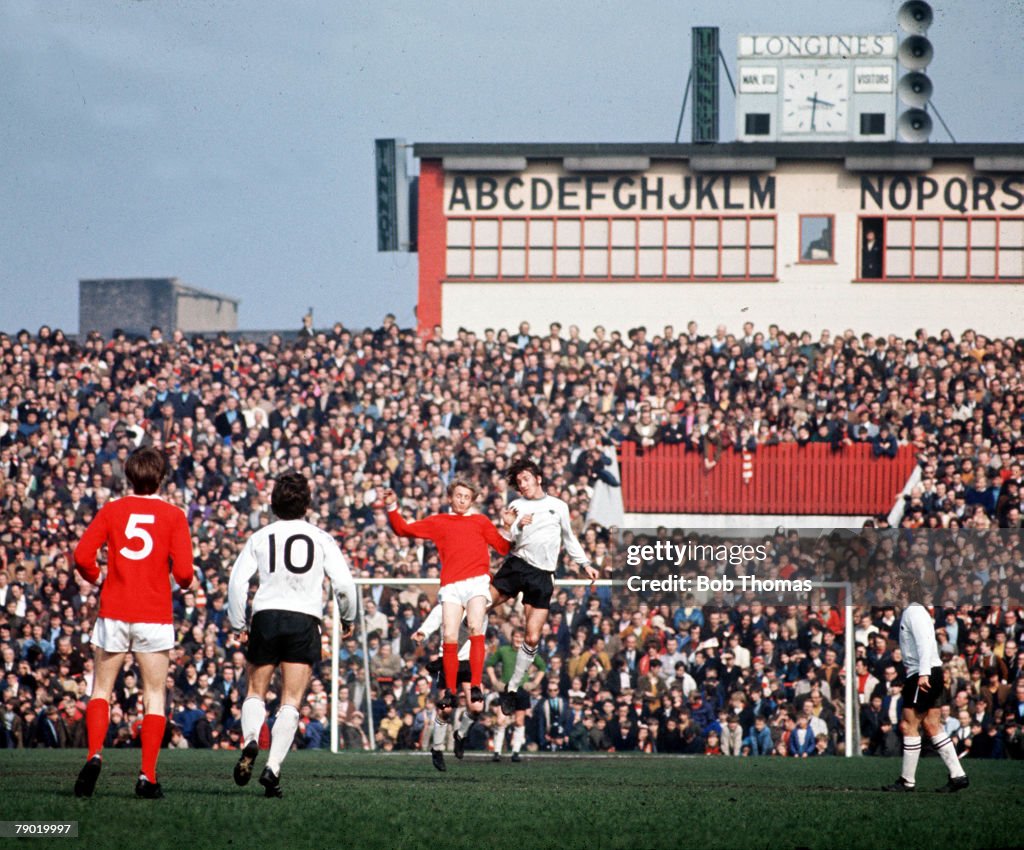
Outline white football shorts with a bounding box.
[437,574,492,607]
[91,617,175,653]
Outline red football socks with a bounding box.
[140,714,166,783]
[443,643,460,691]
[469,634,486,686]
[85,698,109,760]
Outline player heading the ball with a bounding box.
[383,479,511,772]
[493,458,598,761]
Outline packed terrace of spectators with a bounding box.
[0,319,1021,757]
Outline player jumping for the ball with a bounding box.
[383,480,511,771]
[493,458,598,759]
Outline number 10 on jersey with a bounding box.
[268,533,314,574]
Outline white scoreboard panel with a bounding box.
[736,34,897,142]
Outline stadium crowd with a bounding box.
[0,319,1022,760]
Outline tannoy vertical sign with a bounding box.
[692,27,720,143]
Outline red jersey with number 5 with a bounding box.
[74,495,194,624]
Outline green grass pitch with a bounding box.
[0,751,1020,850]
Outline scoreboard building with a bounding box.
[411,142,1024,338]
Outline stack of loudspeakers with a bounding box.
[896,1,934,143]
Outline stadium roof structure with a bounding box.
[414,141,1024,173]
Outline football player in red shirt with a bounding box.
[72,447,194,799]
[383,480,512,770]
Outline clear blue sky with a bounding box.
[1,0,1020,334]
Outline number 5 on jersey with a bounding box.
[120,514,156,560]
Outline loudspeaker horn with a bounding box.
[898,1,933,35]
[897,108,933,142]
[898,35,934,70]
[898,72,933,108]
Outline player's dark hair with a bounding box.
[901,570,928,605]
[271,471,311,520]
[446,478,478,498]
[506,457,542,489]
[124,447,167,495]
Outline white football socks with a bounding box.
[931,733,966,779]
[457,709,474,738]
[240,697,266,746]
[511,724,525,754]
[508,643,537,692]
[431,714,447,750]
[900,735,922,785]
[266,705,299,775]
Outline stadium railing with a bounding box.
[619,442,916,515]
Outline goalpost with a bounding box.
[330,578,624,752]
[815,581,857,758]
[329,578,857,757]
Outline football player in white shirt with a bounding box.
[412,604,486,768]
[493,458,598,732]
[228,471,357,797]
[882,570,968,793]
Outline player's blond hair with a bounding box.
[446,478,479,498]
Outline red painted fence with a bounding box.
[619,442,917,515]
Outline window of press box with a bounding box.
[745,113,771,136]
[799,215,834,263]
[445,215,777,281]
[872,216,1024,281]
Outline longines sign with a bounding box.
[738,34,896,59]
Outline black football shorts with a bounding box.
[492,556,554,609]
[246,609,322,667]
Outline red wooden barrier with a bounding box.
[618,442,916,515]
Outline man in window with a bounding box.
[862,229,883,278]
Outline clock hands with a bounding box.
[805,93,836,131]
[806,94,835,108]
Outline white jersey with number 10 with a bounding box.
[227,519,358,630]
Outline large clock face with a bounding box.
[783,67,849,133]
